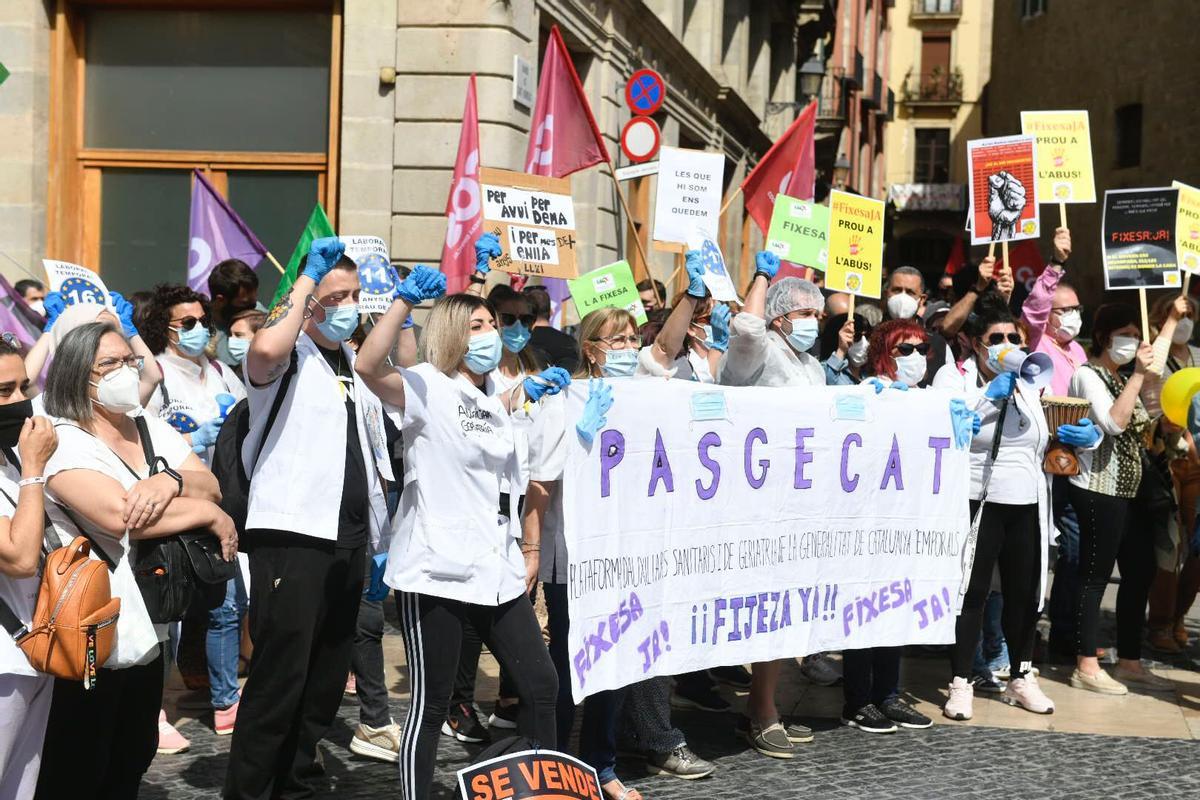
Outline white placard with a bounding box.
[686,229,737,302]
[513,55,534,109]
[341,236,395,314]
[340,235,388,262]
[507,225,561,265]
[653,146,725,244]
[482,185,576,230]
[561,380,970,701]
[43,259,113,309]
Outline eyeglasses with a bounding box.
[170,316,211,331]
[986,332,1023,346]
[893,342,931,356]
[1052,305,1081,315]
[499,312,536,329]
[591,334,642,349]
[92,355,145,376]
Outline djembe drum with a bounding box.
[1041,395,1092,475]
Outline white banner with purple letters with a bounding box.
[561,380,971,702]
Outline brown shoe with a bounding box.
[1147,629,1182,654]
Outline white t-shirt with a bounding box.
[492,368,533,496]
[527,393,569,584]
[0,459,51,677]
[636,346,716,384]
[145,352,246,464]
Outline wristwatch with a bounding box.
[155,461,184,497]
[469,274,487,285]
[754,271,774,282]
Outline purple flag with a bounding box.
[0,273,44,348]
[544,277,572,329]
[188,170,268,296]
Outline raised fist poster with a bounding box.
[966,135,1040,246]
[1102,187,1181,290]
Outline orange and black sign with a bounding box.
[458,749,602,800]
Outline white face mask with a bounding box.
[90,365,141,414]
[894,352,928,386]
[887,292,919,320]
[1172,318,1194,344]
[1107,335,1140,366]
[1054,309,1082,342]
[847,336,869,367]
[29,300,45,316]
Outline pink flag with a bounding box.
[0,274,43,349]
[442,75,484,295]
[741,102,817,235]
[524,26,609,178]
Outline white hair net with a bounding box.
[764,277,823,321]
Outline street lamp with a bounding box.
[799,57,826,101]
[833,154,851,190]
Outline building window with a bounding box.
[914,129,951,183]
[1021,0,1049,19]
[1114,104,1143,169]
[919,0,957,13]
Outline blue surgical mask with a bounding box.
[600,348,638,378]
[985,343,1008,374]
[316,303,360,343]
[785,317,819,353]
[174,323,211,357]
[501,321,531,353]
[464,330,503,374]
[227,337,251,365]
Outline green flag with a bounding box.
[0,63,9,88]
[271,203,335,306]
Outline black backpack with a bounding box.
[211,352,297,536]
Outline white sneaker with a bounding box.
[1002,675,1055,714]
[799,652,842,686]
[943,676,974,721]
[350,720,402,763]
[1070,668,1127,696]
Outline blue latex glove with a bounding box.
[42,291,66,332]
[684,249,707,298]
[754,251,780,280]
[1057,418,1101,448]
[710,304,731,352]
[365,553,389,601]
[867,378,909,394]
[576,379,614,446]
[395,264,447,305]
[984,371,1018,401]
[891,381,910,391]
[190,417,224,453]
[401,315,415,330]
[949,398,977,450]
[973,412,982,435]
[301,236,346,284]
[474,233,502,275]
[108,291,138,338]
[524,366,571,404]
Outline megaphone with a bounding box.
[1160,366,1200,427]
[993,345,1055,391]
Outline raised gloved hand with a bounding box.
[710,304,731,352]
[1057,418,1101,448]
[524,366,571,404]
[949,398,980,450]
[42,291,66,332]
[576,378,614,446]
[108,291,139,338]
[365,553,389,601]
[395,264,447,305]
[474,233,502,275]
[190,417,224,453]
[684,249,707,298]
[984,371,1018,401]
[754,251,780,280]
[301,236,346,284]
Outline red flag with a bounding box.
[525,26,609,178]
[943,237,966,276]
[442,75,484,295]
[999,239,1046,292]
[741,102,817,235]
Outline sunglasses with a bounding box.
[170,315,211,331]
[986,332,1023,346]
[893,342,931,356]
[499,312,536,329]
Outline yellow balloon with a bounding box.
[1160,367,1200,427]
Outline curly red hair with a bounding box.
[867,318,928,380]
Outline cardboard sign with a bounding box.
[966,135,1040,245]
[338,236,395,314]
[1173,181,1200,275]
[686,231,738,302]
[765,195,830,269]
[825,190,885,299]
[567,261,647,325]
[1102,187,1181,290]
[458,749,601,800]
[653,146,725,244]
[43,260,114,309]
[1020,110,1096,203]
[480,167,578,279]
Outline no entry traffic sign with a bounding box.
[625,69,665,116]
[621,116,661,163]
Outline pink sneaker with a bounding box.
[157,709,191,754]
[215,700,239,736]
[1003,675,1055,714]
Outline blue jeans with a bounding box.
[208,572,248,709]
[1047,475,1081,647]
[972,590,1010,675]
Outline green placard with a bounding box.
[566,260,647,325]
[0,63,9,88]
[764,194,830,271]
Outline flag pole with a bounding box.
[719,186,743,218]
[606,160,663,308]
[265,251,286,276]
[0,249,48,283]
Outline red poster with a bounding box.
[966,135,1040,246]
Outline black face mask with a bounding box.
[0,399,33,450]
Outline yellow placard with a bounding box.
[826,190,884,299]
[1173,181,1200,275]
[1020,110,1096,204]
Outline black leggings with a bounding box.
[1068,485,1157,660]
[952,501,1041,680]
[397,590,557,800]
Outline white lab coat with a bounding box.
[715,313,825,387]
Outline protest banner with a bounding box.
[480,167,578,279]
[1020,110,1096,215]
[560,380,970,701]
[341,236,394,314]
[567,261,647,325]
[1173,181,1200,277]
[458,749,601,800]
[966,135,1040,245]
[765,195,830,270]
[1102,188,1181,291]
[653,146,725,245]
[42,259,114,309]
[825,190,885,300]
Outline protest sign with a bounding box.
[345,241,395,315]
[480,167,578,279]
[568,261,647,325]
[561,380,970,701]
[1020,110,1096,204]
[42,259,113,309]
[825,190,884,299]
[765,195,830,270]
[685,232,737,302]
[653,147,725,244]
[1102,188,1181,290]
[1173,181,1200,275]
[458,750,601,800]
[966,135,1040,245]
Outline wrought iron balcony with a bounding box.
[816,68,846,131]
[911,0,962,20]
[899,68,963,107]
